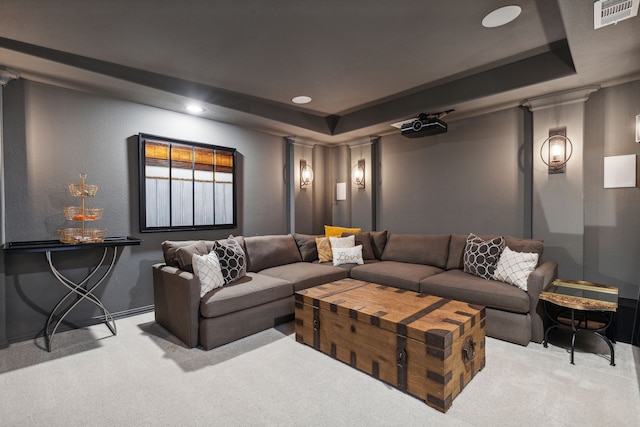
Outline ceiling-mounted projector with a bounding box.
[401,110,453,138]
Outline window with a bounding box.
[138,133,237,232]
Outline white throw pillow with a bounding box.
[193,252,225,297]
[329,234,355,249]
[493,246,539,291]
[332,245,364,266]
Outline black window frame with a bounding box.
[138,133,237,233]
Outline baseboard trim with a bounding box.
[91,305,155,323]
[615,298,639,346]
[7,305,155,345]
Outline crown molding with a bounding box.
[522,85,600,111]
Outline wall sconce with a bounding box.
[540,129,573,174]
[300,160,314,189]
[352,159,365,189]
[636,114,639,143]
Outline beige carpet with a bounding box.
[1,311,639,426]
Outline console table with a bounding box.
[3,237,142,351]
[540,279,618,366]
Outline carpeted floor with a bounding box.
[1,311,639,426]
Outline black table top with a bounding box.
[3,237,142,253]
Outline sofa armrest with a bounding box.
[526,260,558,342]
[153,263,201,348]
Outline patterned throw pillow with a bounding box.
[494,246,539,291]
[463,233,505,280]
[211,235,247,284]
[332,245,364,266]
[315,237,333,263]
[192,252,225,297]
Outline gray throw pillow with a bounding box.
[370,230,388,260]
[175,241,208,273]
[211,235,247,284]
[341,232,375,260]
[463,233,505,280]
[293,233,320,262]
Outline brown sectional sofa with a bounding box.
[152,231,557,350]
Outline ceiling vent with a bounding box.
[594,0,639,29]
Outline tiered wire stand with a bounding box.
[58,173,106,244]
[45,174,116,351]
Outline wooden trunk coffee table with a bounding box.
[294,278,486,413]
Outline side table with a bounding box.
[3,237,141,351]
[540,279,618,366]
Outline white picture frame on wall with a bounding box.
[336,182,347,200]
[604,154,636,188]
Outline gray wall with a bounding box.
[583,81,640,299]
[2,76,639,344]
[377,107,530,237]
[2,79,288,342]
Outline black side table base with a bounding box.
[44,247,119,352]
[543,302,615,366]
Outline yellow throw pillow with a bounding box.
[315,237,333,263]
[324,225,362,237]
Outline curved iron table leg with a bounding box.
[44,247,119,352]
[570,308,577,365]
[542,300,560,348]
[543,302,615,366]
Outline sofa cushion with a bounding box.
[342,232,375,260]
[446,234,468,270]
[329,234,355,248]
[244,234,302,272]
[175,240,208,273]
[504,236,544,266]
[381,233,451,269]
[448,234,544,270]
[193,251,225,297]
[317,235,356,264]
[494,246,539,291]
[332,245,364,266]
[420,269,530,314]
[330,259,380,272]
[315,237,333,263]
[259,262,349,291]
[200,273,292,318]
[212,236,247,284]
[293,233,320,262]
[162,240,214,268]
[463,233,505,280]
[370,230,388,260]
[324,225,361,237]
[350,261,444,292]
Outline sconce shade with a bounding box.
[540,133,573,174]
[300,160,313,189]
[352,159,365,189]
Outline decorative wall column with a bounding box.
[523,86,599,280]
[348,137,377,231]
[0,71,18,347]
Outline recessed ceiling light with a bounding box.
[186,104,205,113]
[482,5,522,28]
[292,95,312,104]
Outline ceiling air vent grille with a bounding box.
[594,0,639,29]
